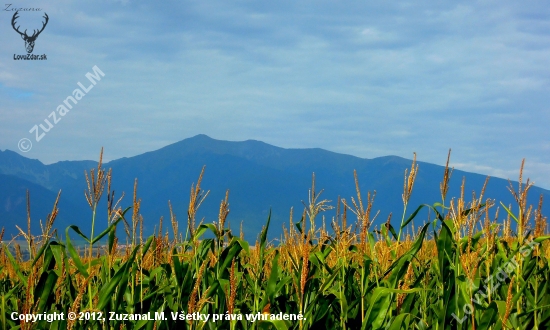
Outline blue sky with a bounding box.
[1,0,549,189]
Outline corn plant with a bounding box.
[0,153,548,329]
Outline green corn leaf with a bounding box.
[266,250,281,304]
[89,209,125,244]
[387,313,411,330]
[363,287,422,329]
[194,223,219,240]
[218,239,244,273]
[500,202,519,223]
[533,235,550,243]
[66,225,90,242]
[401,204,430,229]
[65,226,89,277]
[34,270,58,314]
[97,236,153,310]
[478,301,498,328]
[387,223,398,241]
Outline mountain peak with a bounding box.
[1,136,549,241]
[189,134,214,140]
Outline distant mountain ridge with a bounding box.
[1,135,548,241]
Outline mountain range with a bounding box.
[1,134,548,242]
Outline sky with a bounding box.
[1,0,549,189]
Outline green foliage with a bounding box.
[1,162,549,330]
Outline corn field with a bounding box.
[1,150,549,330]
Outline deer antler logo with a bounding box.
[11,11,49,54]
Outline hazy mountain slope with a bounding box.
[1,135,548,241]
[0,173,83,238]
[0,150,94,190]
